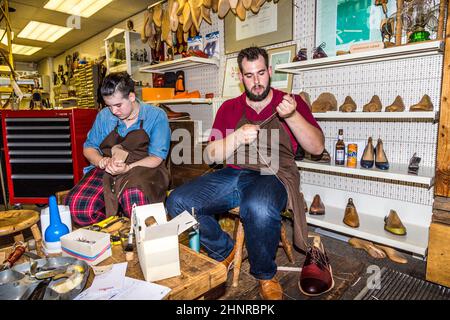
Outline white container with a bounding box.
[40,205,72,254]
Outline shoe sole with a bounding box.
[298,266,335,297]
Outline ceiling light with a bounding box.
[12,44,42,55]
[17,21,72,42]
[0,29,14,46]
[44,0,113,18]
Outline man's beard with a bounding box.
[244,79,271,102]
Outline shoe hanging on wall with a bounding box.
[384,210,407,236]
[362,95,382,112]
[298,235,334,296]
[343,198,360,228]
[409,94,434,111]
[338,96,357,112]
[385,95,405,112]
[375,138,389,170]
[309,194,325,215]
[360,137,375,169]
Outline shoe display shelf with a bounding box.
[311,111,438,121]
[303,185,430,256]
[139,57,220,74]
[275,40,443,74]
[144,98,212,105]
[296,161,435,187]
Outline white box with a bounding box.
[60,229,112,266]
[40,205,73,254]
[132,203,197,282]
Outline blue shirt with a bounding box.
[83,100,170,173]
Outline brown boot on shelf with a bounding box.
[299,91,312,110]
[348,237,386,259]
[409,94,434,111]
[385,95,405,112]
[373,244,408,264]
[362,95,382,112]
[311,93,337,113]
[343,198,359,228]
[339,96,357,112]
[384,209,407,236]
[309,194,325,215]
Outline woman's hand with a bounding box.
[105,159,132,176]
[98,157,111,170]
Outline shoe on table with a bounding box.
[259,278,283,300]
[384,209,407,236]
[298,235,334,296]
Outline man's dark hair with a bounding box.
[100,71,135,98]
[237,47,269,73]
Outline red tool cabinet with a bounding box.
[1,109,97,204]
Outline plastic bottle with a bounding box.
[189,208,200,253]
[44,195,70,243]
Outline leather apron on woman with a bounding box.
[229,104,308,252]
[99,120,169,217]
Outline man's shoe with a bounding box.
[309,194,325,215]
[362,95,382,112]
[158,104,191,120]
[384,210,407,236]
[299,236,334,296]
[360,137,375,168]
[221,245,236,271]
[259,278,283,300]
[375,138,389,170]
[339,96,357,112]
[410,94,434,111]
[385,95,405,112]
[343,198,359,228]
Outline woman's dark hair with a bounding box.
[237,47,269,72]
[100,71,135,99]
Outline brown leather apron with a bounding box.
[228,105,308,252]
[99,120,169,217]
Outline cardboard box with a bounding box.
[142,87,174,101]
[60,229,112,266]
[132,203,197,282]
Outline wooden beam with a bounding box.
[395,0,403,45]
[438,0,447,40]
[435,0,450,197]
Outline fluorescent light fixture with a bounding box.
[44,0,114,18]
[18,21,72,42]
[11,44,42,55]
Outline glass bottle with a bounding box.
[335,129,345,165]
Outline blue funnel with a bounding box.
[44,195,70,243]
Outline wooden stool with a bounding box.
[0,210,42,244]
[228,207,295,287]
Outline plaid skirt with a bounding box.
[64,168,149,226]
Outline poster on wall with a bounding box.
[222,57,244,98]
[224,0,293,54]
[268,45,296,93]
[316,0,397,57]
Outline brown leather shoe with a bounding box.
[221,245,236,271]
[362,95,382,112]
[309,194,325,215]
[410,94,434,111]
[311,93,337,113]
[339,96,357,112]
[343,198,359,228]
[385,95,405,112]
[259,278,283,300]
[158,104,191,120]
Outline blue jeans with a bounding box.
[166,167,288,280]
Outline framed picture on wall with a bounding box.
[268,45,296,93]
[315,0,397,57]
[224,0,293,54]
[222,57,244,98]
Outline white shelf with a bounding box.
[276,40,444,74]
[296,161,434,186]
[139,57,219,73]
[312,111,438,120]
[305,202,428,256]
[144,98,212,105]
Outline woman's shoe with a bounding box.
[384,210,407,236]
[375,138,389,170]
[360,137,375,168]
[343,198,359,228]
[385,95,405,112]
